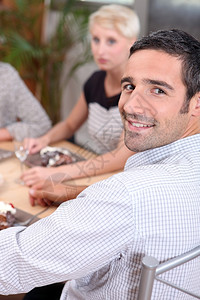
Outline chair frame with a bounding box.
[137,245,200,300]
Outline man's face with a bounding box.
[118,49,195,152]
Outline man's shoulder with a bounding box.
[121,150,200,192]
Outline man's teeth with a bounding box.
[131,122,152,128]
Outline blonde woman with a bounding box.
[22,4,140,191]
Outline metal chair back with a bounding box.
[137,246,200,300]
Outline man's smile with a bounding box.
[129,121,154,128]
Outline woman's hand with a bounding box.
[21,166,64,187]
[23,136,49,154]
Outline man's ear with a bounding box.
[192,93,200,116]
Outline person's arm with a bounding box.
[0,128,12,141]
[5,64,51,141]
[24,92,88,154]
[28,180,87,207]
[0,176,133,295]
[21,132,134,187]
[60,131,133,178]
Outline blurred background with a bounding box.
[0,0,200,143]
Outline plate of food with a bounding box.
[0,201,39,230]
[25,146,85,168]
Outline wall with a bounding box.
[60,48,97,121]
[60,46,97,147]
[148,0,200,40]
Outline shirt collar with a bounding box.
[125,134,200,171]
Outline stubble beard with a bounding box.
[124,114,189,153]
[124,129,158,153]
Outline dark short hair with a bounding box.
[130,29,200,112]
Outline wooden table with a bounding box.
[0,141,117,218]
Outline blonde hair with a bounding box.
[89,4,140,39]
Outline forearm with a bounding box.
[0,128,12,141]
[46,94,88,145]
[29,182,88,206]
[42,121,70,145]
[44,120,77,145]
[6,122,51,141]
[57,145,133,180]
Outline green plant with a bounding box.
[0,0,92,124]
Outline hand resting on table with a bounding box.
[29,180,87,207]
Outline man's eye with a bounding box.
[122,84,134,91]
[153,88,165,95]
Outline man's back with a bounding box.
[66,134,200,299]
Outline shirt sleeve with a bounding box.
[5,65,52,140]
[0,175,134,295]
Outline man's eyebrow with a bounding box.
[121,76,133,85]
[144,79,174,91]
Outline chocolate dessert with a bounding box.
[40,149,74,167]
[0,202,16,230]
[25,146,84,168]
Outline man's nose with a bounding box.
[123,90,158,118]
[123,91,147,115]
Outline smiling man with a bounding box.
[119,45,200,152]
[0,29,199,300]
